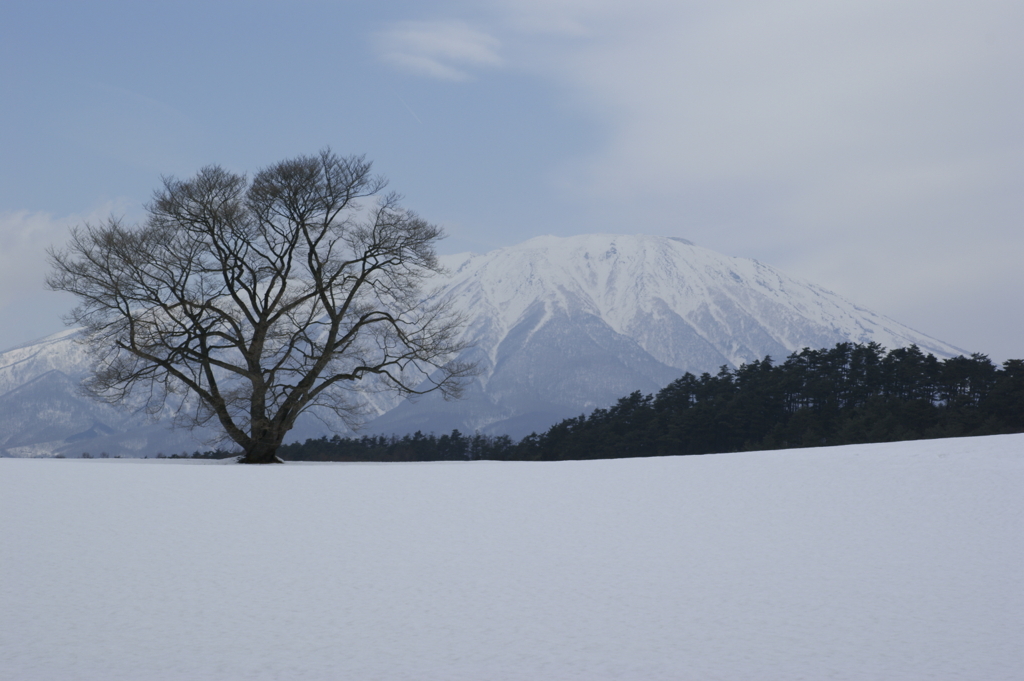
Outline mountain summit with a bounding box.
[367,234,961,436]
[1,234,961,455]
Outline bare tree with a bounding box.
[47,150,474,463]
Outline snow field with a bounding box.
[2,434,1022,680]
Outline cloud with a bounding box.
[0,211,70,308]
[376,20,502,81]
[0,202,134,349]
[459,0,1024,359]
[535,2,1020,195]
[486,0,626,36]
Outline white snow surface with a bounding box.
[2,434,1022,680]
[435,234,962,371]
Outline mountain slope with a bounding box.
[367,234,961,436]
[1,234,963,453]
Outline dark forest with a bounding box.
[182,343,1023,463]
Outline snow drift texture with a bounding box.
[2,434,1021,680]
[0,234,962,456]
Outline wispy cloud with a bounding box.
[0,202,134,348]
[376,20,502,81]
[402,0,1023,358]
[488,0,627,36]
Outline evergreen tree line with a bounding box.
[516,343,1024,460]
[161,343,1024,462]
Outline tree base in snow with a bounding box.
[237,453,285,464]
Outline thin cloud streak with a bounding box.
[375,20,502,81]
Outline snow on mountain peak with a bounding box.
[435,233,959,374]
[2,233,966,449]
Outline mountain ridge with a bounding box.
[366,234,961,436]
[0,233,964,455]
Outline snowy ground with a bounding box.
[2,435,1022,681]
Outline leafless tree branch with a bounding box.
[47,149,474,463]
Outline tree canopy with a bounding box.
[48,150,473,463]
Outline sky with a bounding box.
[1,0,1021,361]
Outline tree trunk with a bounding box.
[239,441,284,464]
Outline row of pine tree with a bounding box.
[270,342,1023,462]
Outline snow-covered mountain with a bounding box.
[367,234,962,436]
[0,329,223,457]
[0,234,963,456]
